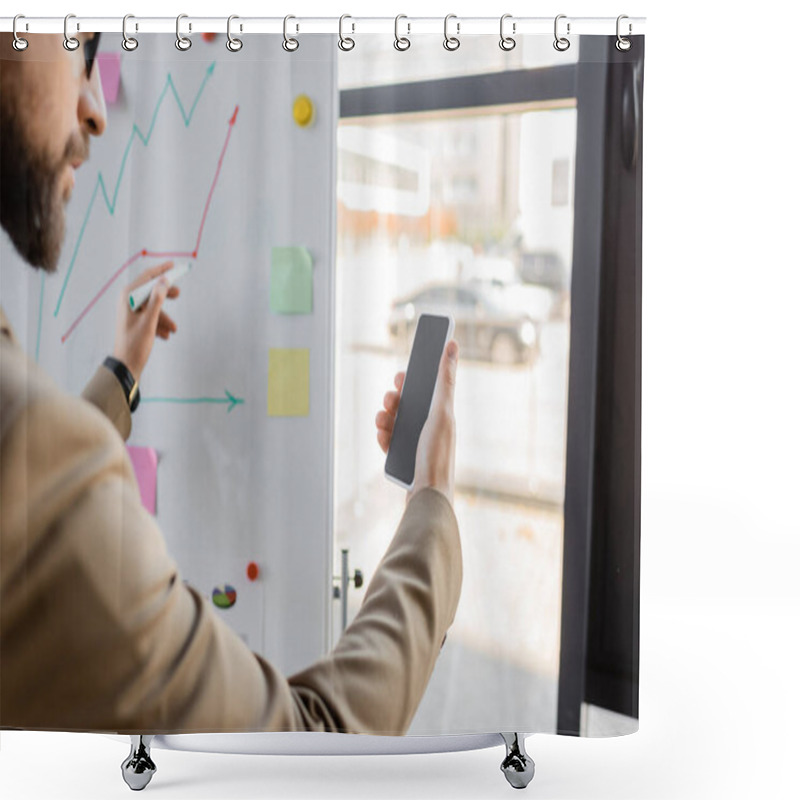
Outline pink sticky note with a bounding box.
[97,52,121,105]
[127,446,158,515]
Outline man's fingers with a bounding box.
[126,261,174,292]
[377,429,391,454]
[432,340,458,407]
[142,278,169,324]
[375,409,394,433]
[156,312,177,336]
[161,310,177,332]
[383,390,400,414]
[377,378,403,454]
[141,260,175,282]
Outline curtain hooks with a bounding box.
[12,14,29,51]
[499,14,516,51]
[554,14,570,51]
[444,14,460,51]
[394,14,411,51]
[283,15,299,51]
[338,14,355,51]
[175,14,192,51]
[122,14,139,51]
[227,15,243,51]
[616,14,632,51]
[63,13,80,52]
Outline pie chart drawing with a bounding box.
[212,584,237,609]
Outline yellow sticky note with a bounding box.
[268,349,310,417]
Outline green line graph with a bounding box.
[52,62,217,320]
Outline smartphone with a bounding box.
[385,313,454,491]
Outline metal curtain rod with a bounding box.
[0,16,646,36]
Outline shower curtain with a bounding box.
[0,20,643,747]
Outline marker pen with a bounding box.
[128,262,192,312]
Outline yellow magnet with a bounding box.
[293,94,315,127]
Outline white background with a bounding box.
[2,1,798,798]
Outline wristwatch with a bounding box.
[103,356,140,412]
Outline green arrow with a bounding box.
[141,389,244,413]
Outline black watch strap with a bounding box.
[103,356,140,412]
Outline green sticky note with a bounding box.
[268,349,310,417]
[270,246,313,314]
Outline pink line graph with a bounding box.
[61,105,239,344]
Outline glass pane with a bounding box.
[335,60,576,734]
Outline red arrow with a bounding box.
[195,104,239,253]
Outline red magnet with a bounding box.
[246,562,260,581]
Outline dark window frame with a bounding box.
[557,36,643,734]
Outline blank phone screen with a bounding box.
[385,314,451,487]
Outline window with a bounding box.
[334,44,578,734]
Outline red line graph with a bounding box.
[61,105,239,344]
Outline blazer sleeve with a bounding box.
[0,385,461,735]
[81,363,132,441]
[287,488,462,734]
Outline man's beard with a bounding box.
[0,94,87,274]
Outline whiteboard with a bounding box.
[0,34,338,674]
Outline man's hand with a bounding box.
[113,261,179,383]
[375,340,459,506]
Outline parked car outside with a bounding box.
[520,250,570,320]
[388,281,542,365]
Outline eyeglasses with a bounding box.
[83,32,102,79]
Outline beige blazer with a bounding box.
[0,306,461,734]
